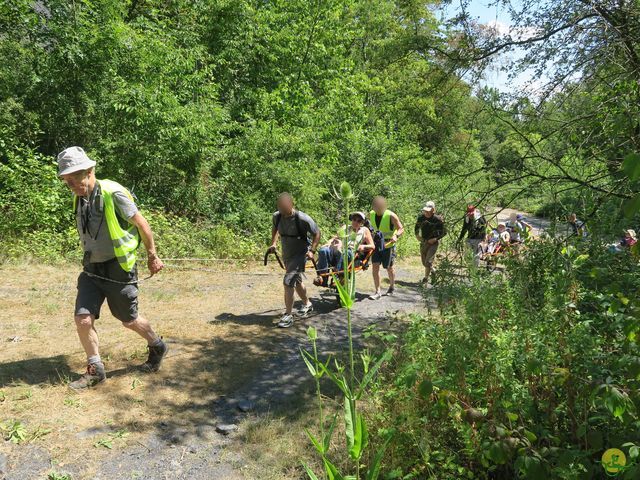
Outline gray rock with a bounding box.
[0,452,7,475]
[237,400,254,413]
[215,424,238,435]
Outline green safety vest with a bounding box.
[369,209,396,241]
[73,179,140,272]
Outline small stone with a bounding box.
[237,400,254,413]
[0,453,7,475]
[216,424,238,435]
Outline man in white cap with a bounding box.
[414,201,446,284]
[57,146,167,390]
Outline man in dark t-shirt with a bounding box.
[414,201,446,284]
[269,192,321,328]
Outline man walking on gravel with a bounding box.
[457,205,487,266]
[58,146,167,390]
[415,201,446,285]
[369,196,404,300]
[268,192,321,328]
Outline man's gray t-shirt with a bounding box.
[273,210,319,262]
[76,183,139,263]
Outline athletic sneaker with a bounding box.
[142,339,168,373]
[277,313,295,328]
[369,291,382,300]
[386,287,395,296]
[69,362,106,390]
[297,303,314,317]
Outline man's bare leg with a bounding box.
[75,314,99,358]
[372,263,381,293]
[122,315,160,345]
[295,281,310,305]
[388,265,396,289]
[284,285,295,314]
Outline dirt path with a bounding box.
[0,259,425,480]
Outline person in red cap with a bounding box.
[457,205,487,266]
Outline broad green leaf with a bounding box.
[300,348,317,377]
[622,153,640,181]
[623,193,640,218]
[332,273,354,309]
[344,398,356,455]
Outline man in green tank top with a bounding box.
[369,196,405,300]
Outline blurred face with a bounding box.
[351,217,363,229]
[498,225,506,233]
[568,214,576,222]
[61,169,94,197]
[277,195,294,215]
[625,231,631,239]
[372,197,386,214]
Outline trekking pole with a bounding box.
[263,250,285,270]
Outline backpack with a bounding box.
[274,211,309,245]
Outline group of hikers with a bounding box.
[267,193,404,328]
[55,146,634,390]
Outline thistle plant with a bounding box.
[301,181,393,480]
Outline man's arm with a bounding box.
[129,212,164,275]
[269,228,279,252]
[309,229,321,258]
[414,218,422,240]
[391,213,404,243]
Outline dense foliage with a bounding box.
[366,238,640,479]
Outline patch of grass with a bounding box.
[17,388,33,400]
[235,413,322,480]
[2,420,27,444]
[48,471,72,480]
[94,429,130,450]
[64,397,82,408]
[27,322,42,335]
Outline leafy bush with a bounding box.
[368,239,640,479]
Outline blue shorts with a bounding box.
[371,247,396,269]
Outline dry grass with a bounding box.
[0,262,299,477]
[0,257,424,478]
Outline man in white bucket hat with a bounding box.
[57,146,167,390]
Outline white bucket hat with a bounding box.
[57,146,96,176]
[422,201,435,212]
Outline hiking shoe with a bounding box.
[386,287,395,296]
[313,276,324,287]
[141,339,168,373]
[69,362,106,390]
[277,314,295,328]
[297,303,313,317]
[369,292,382,301]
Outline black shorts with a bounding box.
[283,253,307,287]
[75,259,139,322]
[371,247,396,269]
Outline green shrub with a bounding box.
[368,239,640,479]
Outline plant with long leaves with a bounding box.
[301,182,394,480]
